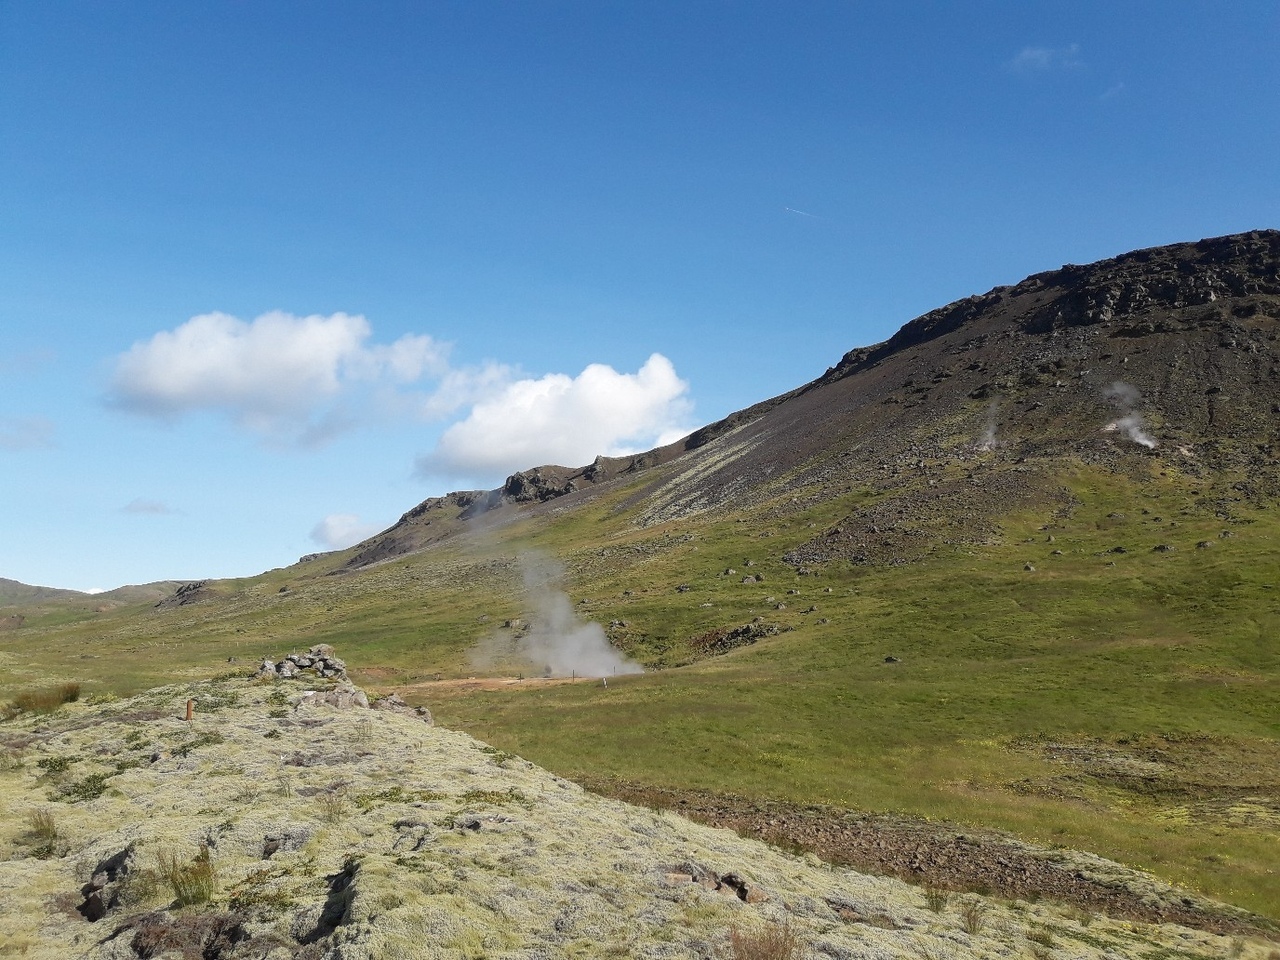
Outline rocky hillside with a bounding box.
[0,670,1272,960]
[342,229,1280,571]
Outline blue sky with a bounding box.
[2,2,1278,592]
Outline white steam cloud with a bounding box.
[1103,381,1157,449]
[977,401,1000,451]
[472,554,643,678]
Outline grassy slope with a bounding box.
[2,458,1278,919]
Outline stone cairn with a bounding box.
[255,643,347,680]
[254,644,433,724]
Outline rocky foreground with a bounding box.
[0,673,1274,959]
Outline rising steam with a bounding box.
[1102,381,1157,448]
[471,553,643,678]
[977,401,1000,451]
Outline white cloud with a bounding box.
[108,311,449,443]
[1008,43,1082,72]
[310,513,383,550]
[418,353,692,481]
[0,415,55,451]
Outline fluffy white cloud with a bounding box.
[108,311,448,442]
[0,415,54,451]
[418,353,692,480]
[310,513,383,550]
[1008,43,1082,72]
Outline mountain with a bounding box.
[0,672,1265,958]
[348,229,1280,570]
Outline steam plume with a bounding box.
[472,553,643,678]
[977,401,1000,451]
[1102,381,1157,448]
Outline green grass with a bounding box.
[1,458,1277,919]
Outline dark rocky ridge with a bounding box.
[342,229,1280,570]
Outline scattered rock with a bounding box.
[373,693,433,725]
[883,656,901,664]
[78,845,135,922]
[154,580,212,609]
[297,682,369,710]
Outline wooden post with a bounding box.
[185,699,194,722]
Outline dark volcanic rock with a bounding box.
[154,580,212,609]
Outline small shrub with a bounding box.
[315,789,348,823]
[959,897,988,936]
[83,692,119,705]
[354,786,443,809]
[228,868,296,915]
[460,786,529,807]
[157,844,217,907]
[1027,927,1054,947]
[264,729,281,740]
[195,690,240,711]
[923,885,950,912]
[726,919,801,960]
[117,868,161,908]
[268,708,289,719]
[59,772,111,802]
[36,754,79,775]
[25,808,59,858]
[353,717,374,743]
[174,731,224,757]
[266,687,291,707]
[480,745,517,764]
[0,747,23,771]
[10,683,81,716]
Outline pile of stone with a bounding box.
[255,643,347,680]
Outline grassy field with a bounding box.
[2,457,1278,919]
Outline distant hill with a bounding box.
[0,578,86,604]
[0,578,189,609]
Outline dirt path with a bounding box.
[397,675,600,695]
[580,778,1278,941]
